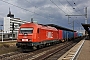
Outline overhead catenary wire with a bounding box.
[58,0,74,15]
[58,0,80,24]
[50,0,68,15]
[1,0,66,23]
[49,0,85,31]
[0,0,85,32]
[65,0,85,16]
[0,0,51,20]
[0,0,84,23]
[66,0,75,9]
[25,0,56,21]
[58,0,84,15]
[65,0,82,15]
[50,0,83,26]
[58,0,81,24]
[71,0,84,15]
[57,0,75,15]
[25,0,70,22]
[65,0,85,24]
[0,0,71,25]
[28,0,77,16]
[25,0,50,15]
[25,0,41,10]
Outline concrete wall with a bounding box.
[0,32,17,40]
[4,17,10,33]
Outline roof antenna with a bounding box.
[9,7,11,14]
[31,18,33,23]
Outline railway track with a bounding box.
[0,51,20,59]
[28,41,77,60]
[0,38,84,60]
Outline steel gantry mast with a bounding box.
[66,7,87,24]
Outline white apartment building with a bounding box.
[4,17,28,33]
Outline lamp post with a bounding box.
[1,29,3,42]
[0,25,3,42]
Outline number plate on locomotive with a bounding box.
[22,39,28,41]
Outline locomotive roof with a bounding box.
[45,24,76,32]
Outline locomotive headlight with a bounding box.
[22,39,28,41]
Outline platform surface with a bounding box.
[77,40,90,60]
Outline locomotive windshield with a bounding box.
[20,28,33,34]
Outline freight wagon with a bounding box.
[77,33,83,37]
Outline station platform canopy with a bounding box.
[46,24,76,32]
[82,23,90,31]
[82,23,90,35]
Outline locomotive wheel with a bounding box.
[33,46,37,50]
[45,43,50,47]
[61,40,65,42]
[38,45,43,49]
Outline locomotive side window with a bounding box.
[37,28,39,33]
[20,28,33,34]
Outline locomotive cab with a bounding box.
[18,28,33,42]
[16,23,39,49]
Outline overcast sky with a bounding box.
[0,0,90,32]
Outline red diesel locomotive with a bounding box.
[16,22,61,50]
[16,22,82,50]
